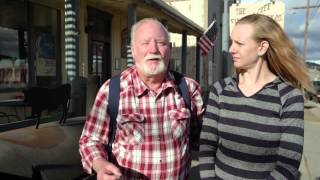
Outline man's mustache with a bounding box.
[144,54,163,61]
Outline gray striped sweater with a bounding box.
[199,76,304,180]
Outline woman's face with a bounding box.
[229,23,261,70]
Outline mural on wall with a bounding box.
[35,31,56,76]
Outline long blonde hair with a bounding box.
[236,14,314,93]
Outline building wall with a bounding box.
[165,0,206,28]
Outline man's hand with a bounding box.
[92,158,122,180]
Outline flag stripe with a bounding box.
[198,20,217,57]
[200,37,214,51]
[198,41,210,55]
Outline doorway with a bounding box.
[87,7,112,87]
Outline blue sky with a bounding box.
[240,0,320,63]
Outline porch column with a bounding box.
[64,0,79,81]
[196,36,200,83]
[161,19,174,70]
[181,31,187,74]
[127,3,136,67]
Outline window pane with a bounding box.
[0,0,28,89]
[91,41,103,76]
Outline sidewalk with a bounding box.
[0,117,85,179]
[0,104,319,180]
[300,103,320,180]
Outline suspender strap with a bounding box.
[171,71,195,143]
[107,74,120,159]
[173,72,190,108]
[171,71,192,114]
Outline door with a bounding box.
[87,7,112,87]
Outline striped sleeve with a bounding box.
[268,86,304,179]
[199,80,224,179]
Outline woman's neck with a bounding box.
[238,59,277,97]
[239,59,276,86]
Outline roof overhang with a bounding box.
[89,0,205,37]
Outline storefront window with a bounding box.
[0,0,60,90]
[0,0,28,90]
[30,3,59,87]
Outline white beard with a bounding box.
[136,54,168,77]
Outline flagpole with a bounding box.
[203,19,216,35]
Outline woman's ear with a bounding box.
[258,40,269,56]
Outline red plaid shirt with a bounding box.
[79,66,204,179]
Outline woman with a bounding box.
[199,14,314,179]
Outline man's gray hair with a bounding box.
[130,18,170,45]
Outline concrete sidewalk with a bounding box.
[0,104,319,180]
[0,117,85,179]
[300,104,320,180]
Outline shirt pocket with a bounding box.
[117,113,145,145]
[168,108,191,139]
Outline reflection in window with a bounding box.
[31,3,59,87]
[0,0,28,89]
[0,26,28,89]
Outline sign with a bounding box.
[229,1,285,34]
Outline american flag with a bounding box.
[198,20,217,56]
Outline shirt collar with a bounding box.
[131,67,148,96]
[231,72,283,88]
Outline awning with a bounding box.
[88,0,205,36]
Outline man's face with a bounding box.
[131,21,171,78]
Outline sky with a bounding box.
[241,0,320,64]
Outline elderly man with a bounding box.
[79,18,204,179]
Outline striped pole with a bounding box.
[64,0,78,81]
[127,44,134,67]
[127,3,136,67]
